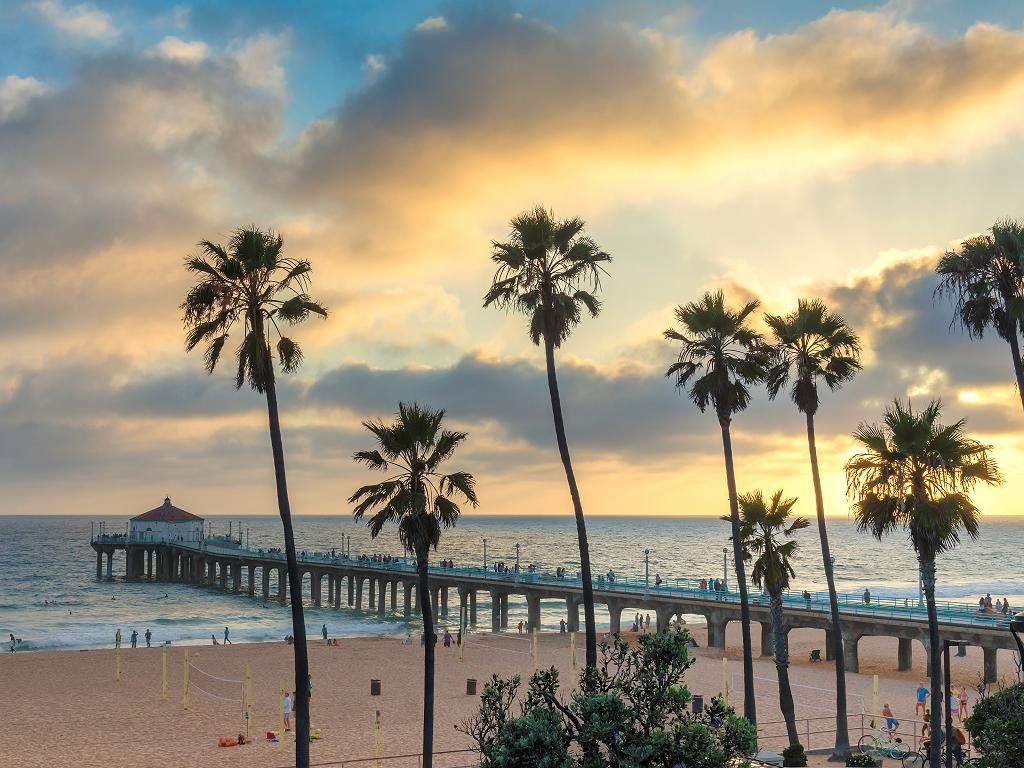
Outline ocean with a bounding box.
[2,514,1022,652]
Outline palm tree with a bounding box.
[735,489,809,749]
[664,290,769,725]
[181,226,327,767]
[846,400,1001,768]
[764,298,861,758]
[483,206,610,668]
[936,219,1024,411]
[349,402,478,768]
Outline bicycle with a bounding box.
[858,726,913,762]
[901,743,981,767]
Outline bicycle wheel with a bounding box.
[858,734,881,756]
[901,749,926,767]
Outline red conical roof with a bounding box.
[131,496,203,522]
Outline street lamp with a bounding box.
[644,548,650,593]
[483,538,488,571]
[722,548,729,591]
[515,543,520,575]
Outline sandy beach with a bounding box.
[2,625,1016,768]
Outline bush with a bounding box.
[964,681,1024,768]
[844,753,877,767]
[459,628,757,768]
[782,742,808,766]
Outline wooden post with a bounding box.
[374,709,382,768]
[245,664,253,739]
[871,674,879,729]
[279,679,286,738]
[532,628,539,671]
[183,649,190,710]
[570,631,577,669]
[722,656,729,705]
[161,645,168,699]
[115,645,121,681]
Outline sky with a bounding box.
[2,0,1024,519]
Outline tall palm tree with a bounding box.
[936,219,1024,411]
[483,206,610,668]
[735,489,809,749]
[846,400,1001,768]
[764,298,861,758]
[349,403,478,768]
[181,226,327,767]
[664,290,769,725]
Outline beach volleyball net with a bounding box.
[181,650,254,736]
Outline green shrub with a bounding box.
[459,628,757,768]
[782,742,808,766]
[844,752,877,767]
[964,681,1024,768]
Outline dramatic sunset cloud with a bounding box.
[2,2,1023,517]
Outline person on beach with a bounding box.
[863,588,871,604]
[645,614,651,632]
[950,689,960,722]
[915,683,929,716]
[223,626,232,644]
[307,674,312,699]
[322,624,328,643]
[559,618,566,633]
[882,703,899,733]
[958,688,968,720]
[211,634,218,645]
[443,629,452,647]
[115,628,121,648]
[130,629,138,648]
[9,633,15,653]
[283,691,292,732]
[144,629,151,648]
[517,620,523,634]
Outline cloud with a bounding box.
[0,75,50,121]
[230,31,289,95]
[415,16,448,32]
[32,0,118,41]
[150,36,208,63]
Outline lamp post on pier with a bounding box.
[515,543,520,576]
[644,548,650,594]
[722,548,728,591]
[482,538,488,572]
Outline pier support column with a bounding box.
[377,578,387,617]
[469,591,477,624]
[106,551,113,578]
[489,592,501,632]
[403,582,413,617]
[312,572,322,607]
[526,594,541,632]
[897,637,913,671]
[278,568,287,605]
[500,593,509,629]
[656,607,673,633]
[219,561,227,590]
[761,621,774,657]
[430,586,439,617]
[262,568,271,600]
[413,582,420,615]
[606,599,623,635]
[983,647,998,684]
[232,563,241,593]
[390,580,398,610]
[566,596,580,632]
[348,576,355,607]
[247,565,255,596]
[96,551,103,579]
[440,586,448,617]
[825,629,835,661]
[458,588,468,627]
[368,578,376,610]
[355,577,363,609]
[706,614,727,649]
[842,630,860,674]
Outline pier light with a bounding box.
[722,548,728,591]
[515,543,520,575]
[482,538,487,571]
[644,548,650,592]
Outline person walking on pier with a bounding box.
[223,626,232,645]
[144,629,151,648]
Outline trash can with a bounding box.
[370,679,381,696]
[692,694,704,714]
[466,678,477,696]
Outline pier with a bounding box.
[90,531,1018,683]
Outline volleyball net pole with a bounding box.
[374,709,383,768]
[115,645,121,681]
[570,631,577,669]
[183,649,190,710]
[244,663,253,739]
[279,679,285,740]
[161,646,168,700]
[532,628,539,671]
[722,657,729,705]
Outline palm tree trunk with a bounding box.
[806,412,851,759]
[543,336,597,668]
[264,374,311,768]
[771,591,800,748]
[720,419,757,725]
[1007,323,1024,412]
[921,558,942,768]
[416,541,436,768]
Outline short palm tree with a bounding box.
[182,226,327,768]
[735,489,809,749]
[765,298,861,758]
[664,290,769,725]
[349,403,478,768]
[936,219,1024,411]
[846,400,1001,768]
[483,206,610,668]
